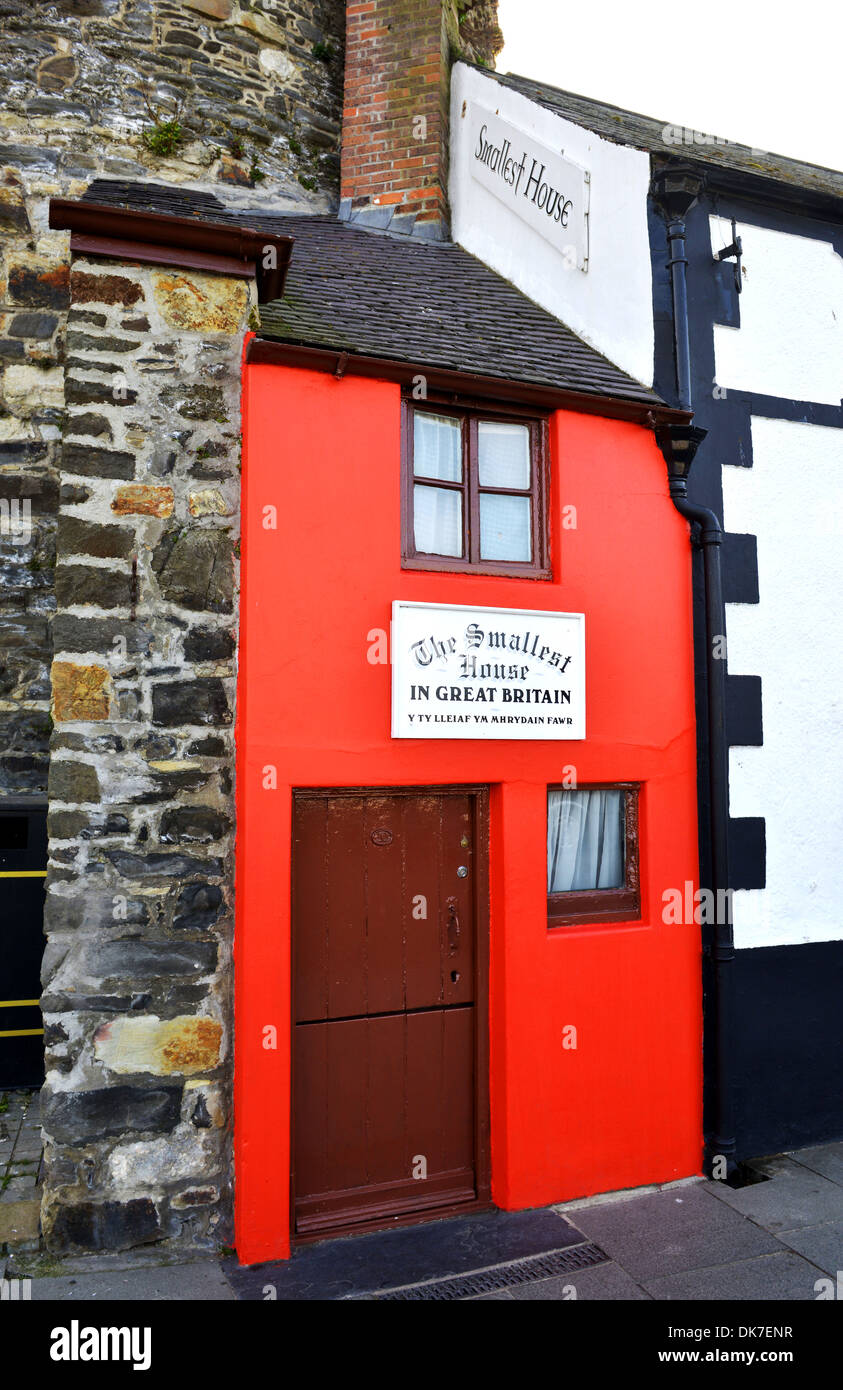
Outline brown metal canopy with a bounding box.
[48,198,294,303]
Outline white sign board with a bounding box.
[391,601,585,740]
[467,104,590,270]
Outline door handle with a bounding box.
[446,896,460,956]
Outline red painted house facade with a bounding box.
[234,331,702,1262]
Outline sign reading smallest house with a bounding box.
[392,600,586,740]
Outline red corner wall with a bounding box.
[235,364,702,1264]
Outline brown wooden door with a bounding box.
[292,788,489,1238]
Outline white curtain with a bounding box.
[414,483,462,556]
[414,413,461,482]
[547,789,624,892]
[479,493,531,561]
[477,421,530,489]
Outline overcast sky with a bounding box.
[497,0,843,174]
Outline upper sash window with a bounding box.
[401,402,550,579]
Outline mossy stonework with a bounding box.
[1,0,346,805]
[0,0,345,203]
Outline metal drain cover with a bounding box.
[345,1242,609,1301]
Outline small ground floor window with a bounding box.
[547,784,641,927]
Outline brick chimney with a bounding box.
[341,0,503,239]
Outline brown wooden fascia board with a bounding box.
[245,338,693,429]
[65,234,260,284]
[48,198,294,302]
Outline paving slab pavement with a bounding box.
[774,1218,843,1277]
[6,1140,842,1301]
[26,1260,235,1301]
[789,1143,843,1186]
[1,1089,43,1257]
[643,1250,826,1301]
[568,1184,782,1282]
[703,1154,843,1230]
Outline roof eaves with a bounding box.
[246,337,691,429]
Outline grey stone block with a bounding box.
[183,627,235,663]
[65,332,141,355]
[55,564,132,610]
[43,891,149,932]
[47,1198,162,1254]
[105,850,224,880]
[65,379,138,408]
[159,806,230,844]
[9,313,59,339]
[87,938,219,979]
[152,528,233,614]
[48,760,100,805]
[151,678,231,727]
[52,615,153,655]
[61,443,135,479]
[57,517,134,561]
[67,312,108,329]
[159,384,227,422]
[173,882,223,931]
[0,144,61,170]
[42,1086,183,1144]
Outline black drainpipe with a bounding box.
[651,165,737,1179]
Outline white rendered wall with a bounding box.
[450,64,655,387]
[723,417,843,948]
[711,216,843,406]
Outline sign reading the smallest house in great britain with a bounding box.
[392,601,585,740]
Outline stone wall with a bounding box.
[38,253,250,1252]
[0,0,344,800]
[0,176,67,797]
[0,0,345,205]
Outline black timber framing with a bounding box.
[649,171,843,1158]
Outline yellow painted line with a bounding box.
[0,1029,44,1038]
[0,1000,40,1009]
[0,871,47,878]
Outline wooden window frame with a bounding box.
[547,783,641,928]
[401,398,551,580]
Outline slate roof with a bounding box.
[474,66,843,208]
[82,179,663,409]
